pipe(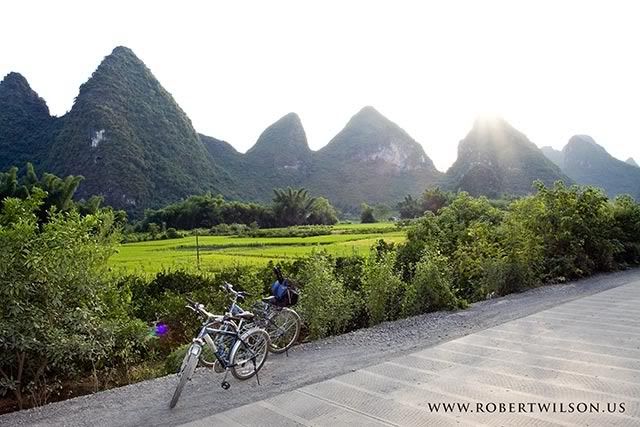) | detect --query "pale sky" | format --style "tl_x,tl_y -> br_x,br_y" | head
2,0 -> 639,171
